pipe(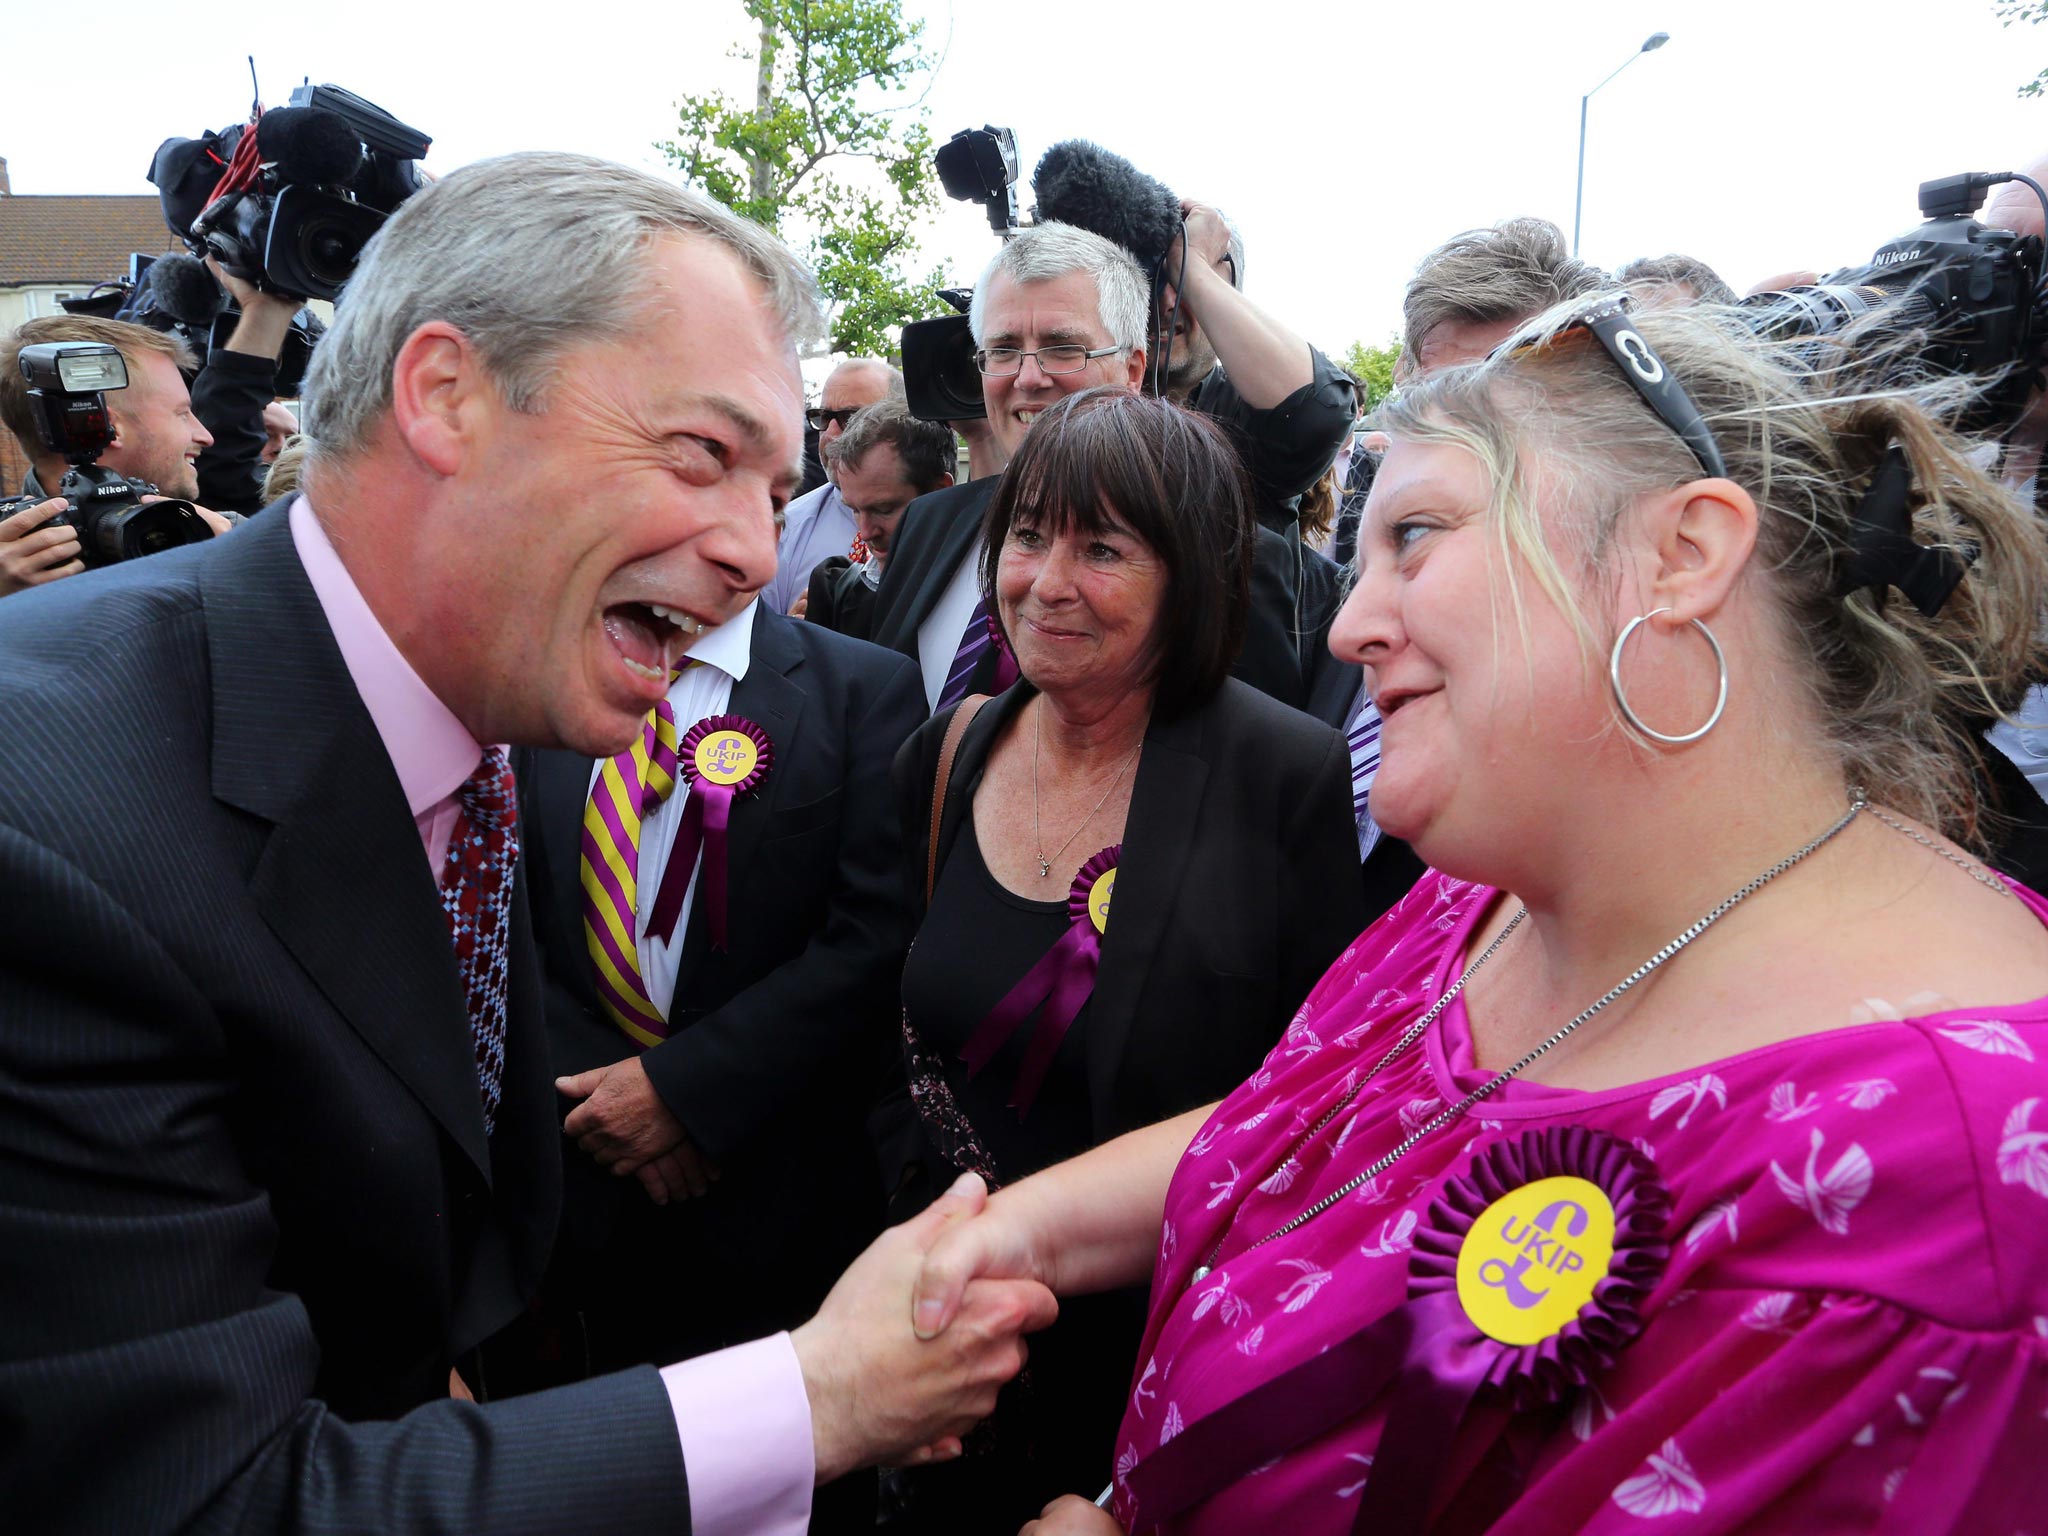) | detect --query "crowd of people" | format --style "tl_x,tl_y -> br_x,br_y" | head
1,130 -> 2046,1536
